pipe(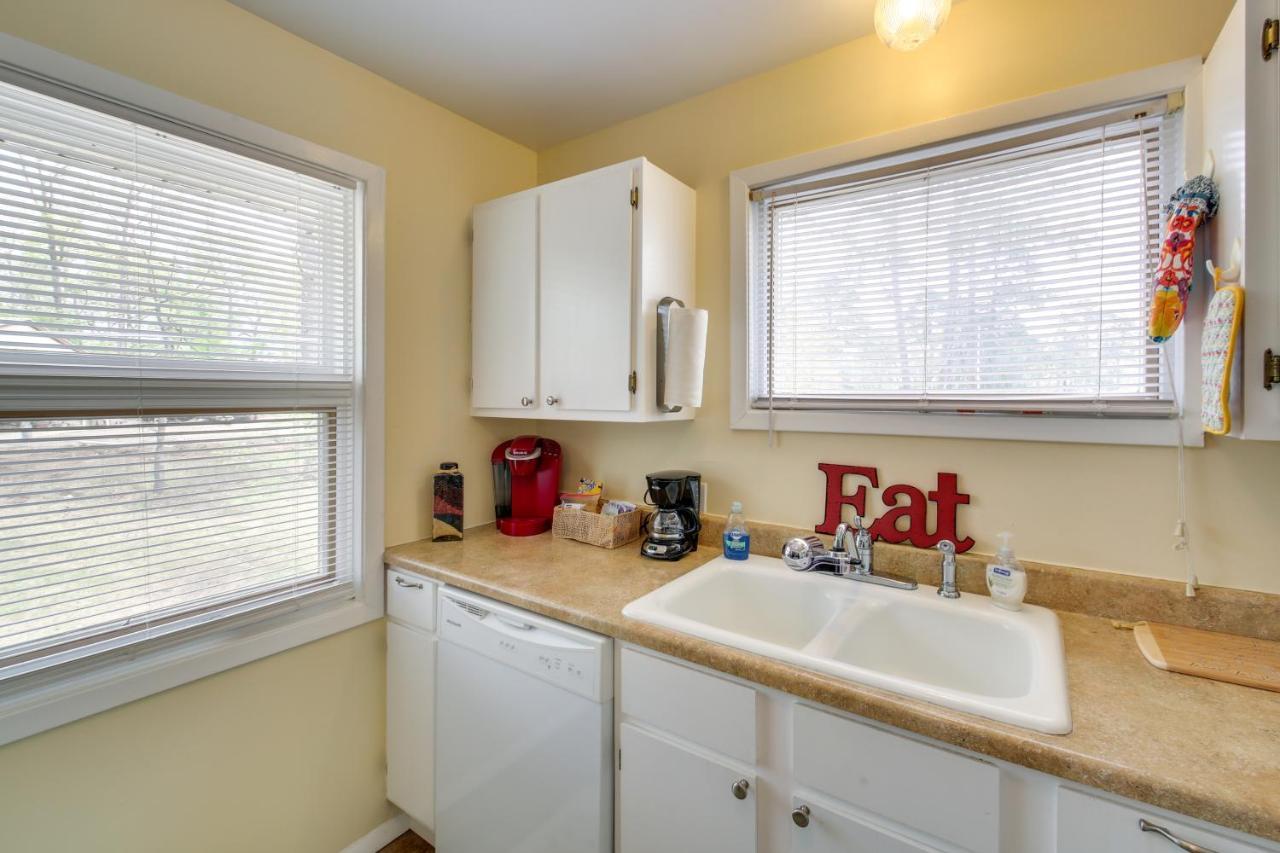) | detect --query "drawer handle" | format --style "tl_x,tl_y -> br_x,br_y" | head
394,576 -> 424,590
792,805 -> 811,828
730,779 -> 749,800
1139,819 -> 1217,853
